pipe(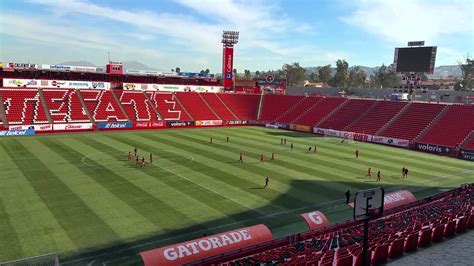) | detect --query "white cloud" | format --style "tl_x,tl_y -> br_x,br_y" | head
340,0 -> 473,45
